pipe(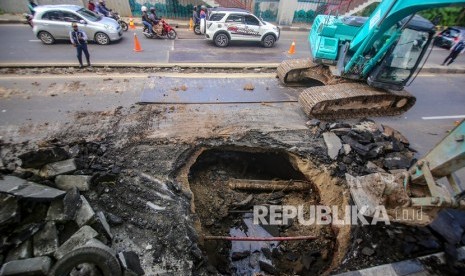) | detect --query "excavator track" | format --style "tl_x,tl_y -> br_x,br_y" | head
277,58 -> 335,86
298,82 -> 416,120
277,59 -> 415,119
